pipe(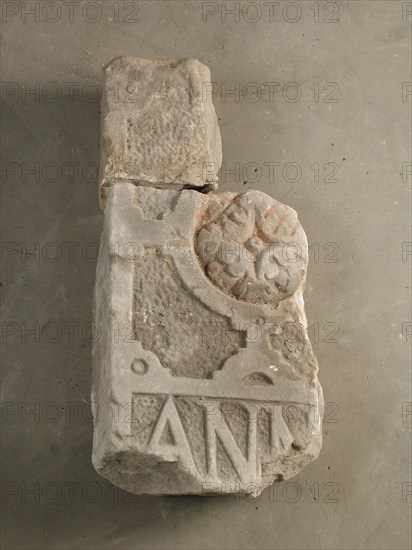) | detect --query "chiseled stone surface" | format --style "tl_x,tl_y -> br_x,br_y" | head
92,57 -> 323,497
99,56 -> 222,209
92,184 -> 323,496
